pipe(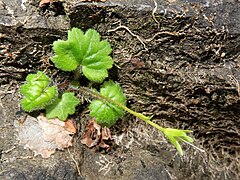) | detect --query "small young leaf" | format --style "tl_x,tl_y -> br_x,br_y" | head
89,81 -> 126,127
51,28 -> 113,83
20,71 -> 58,111
46,92 -> 80,121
